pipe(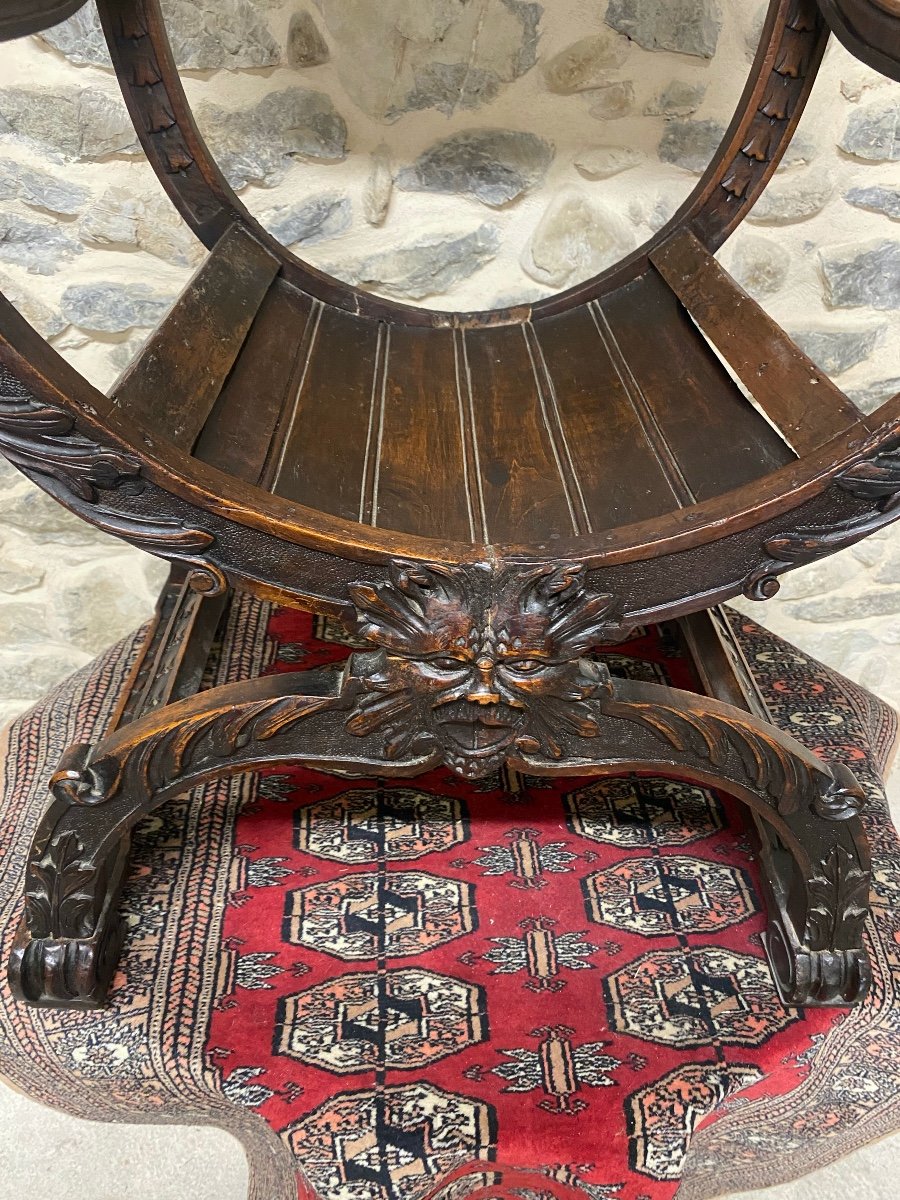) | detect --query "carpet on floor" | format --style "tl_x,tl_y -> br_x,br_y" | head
1,597 -> 899,1200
